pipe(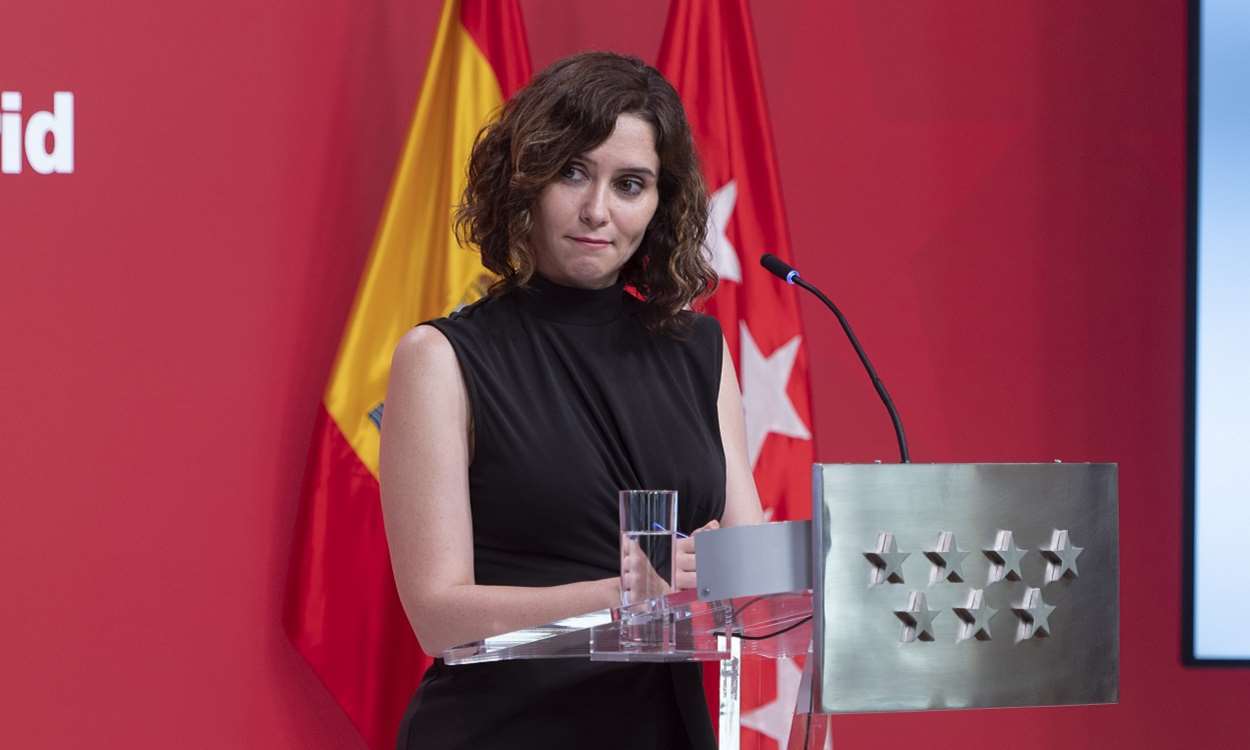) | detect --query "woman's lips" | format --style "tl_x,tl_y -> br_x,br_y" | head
570,236 -> 612,247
